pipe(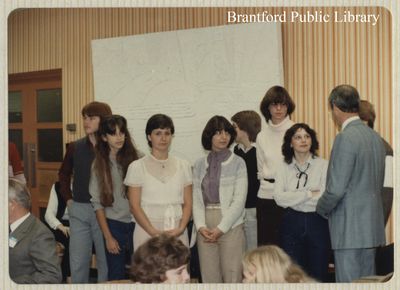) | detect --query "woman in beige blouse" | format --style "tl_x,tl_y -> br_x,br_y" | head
124,114 -> 192,251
